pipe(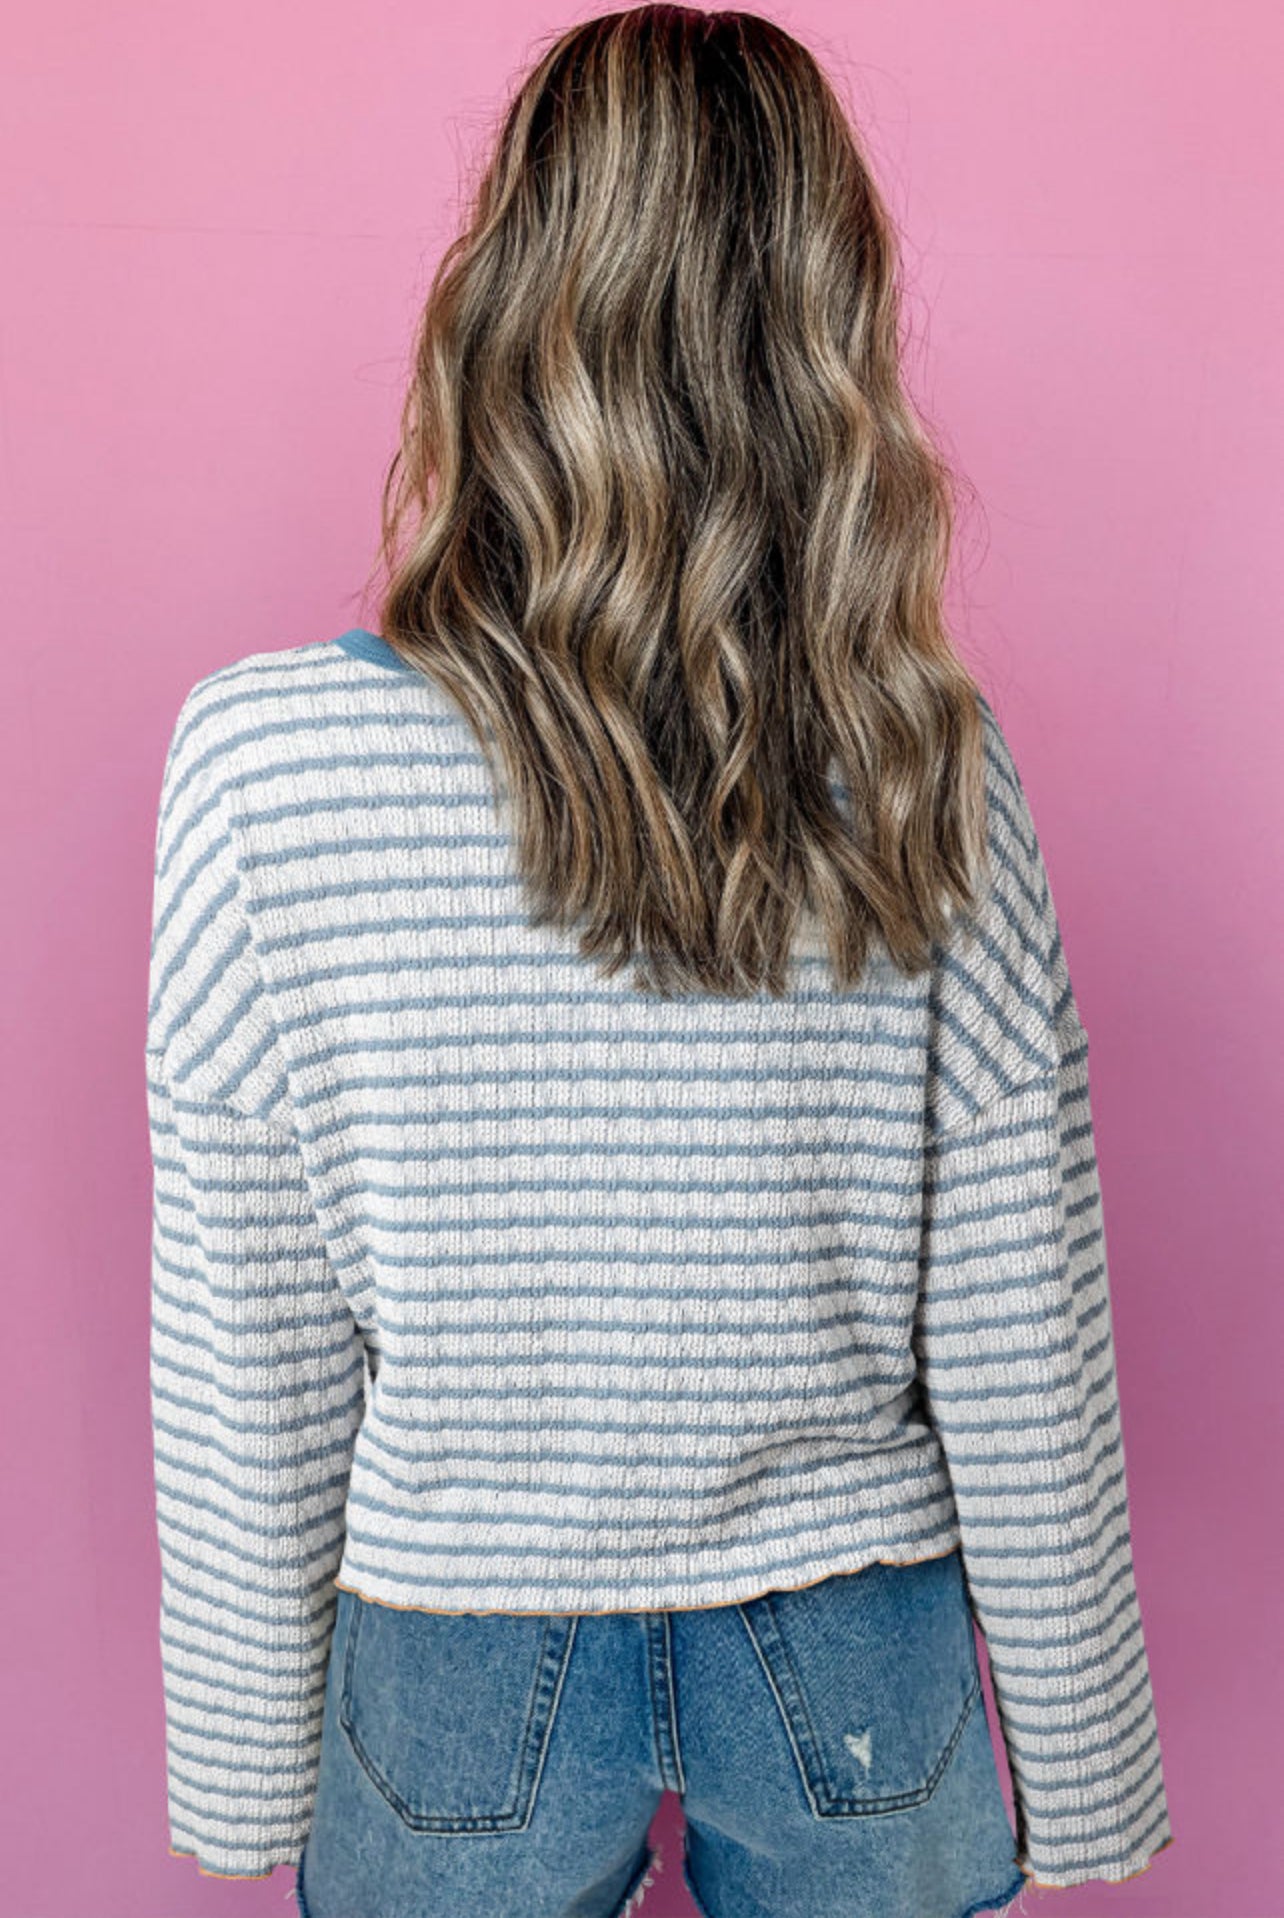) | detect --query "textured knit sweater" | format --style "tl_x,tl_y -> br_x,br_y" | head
146,627 -> 1173,1887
